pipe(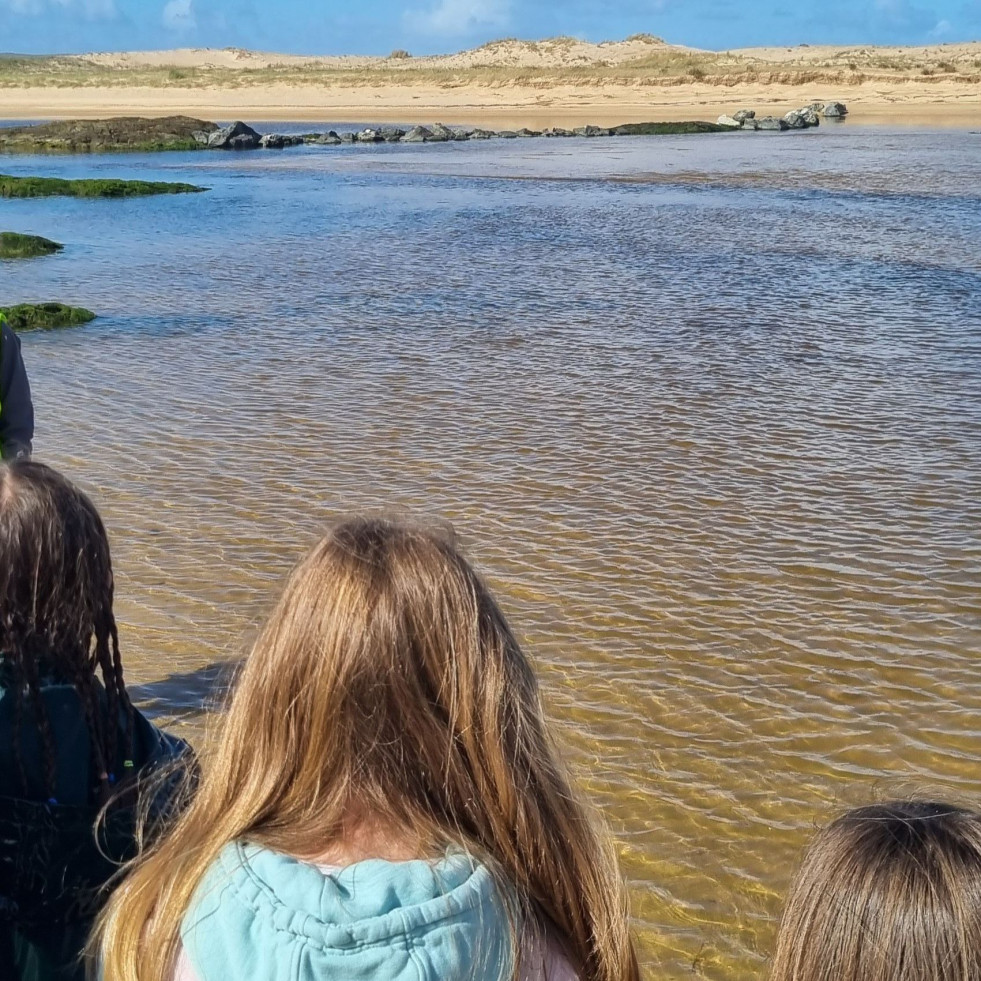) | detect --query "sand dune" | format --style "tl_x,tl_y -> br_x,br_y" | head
2,36 -> 978,126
